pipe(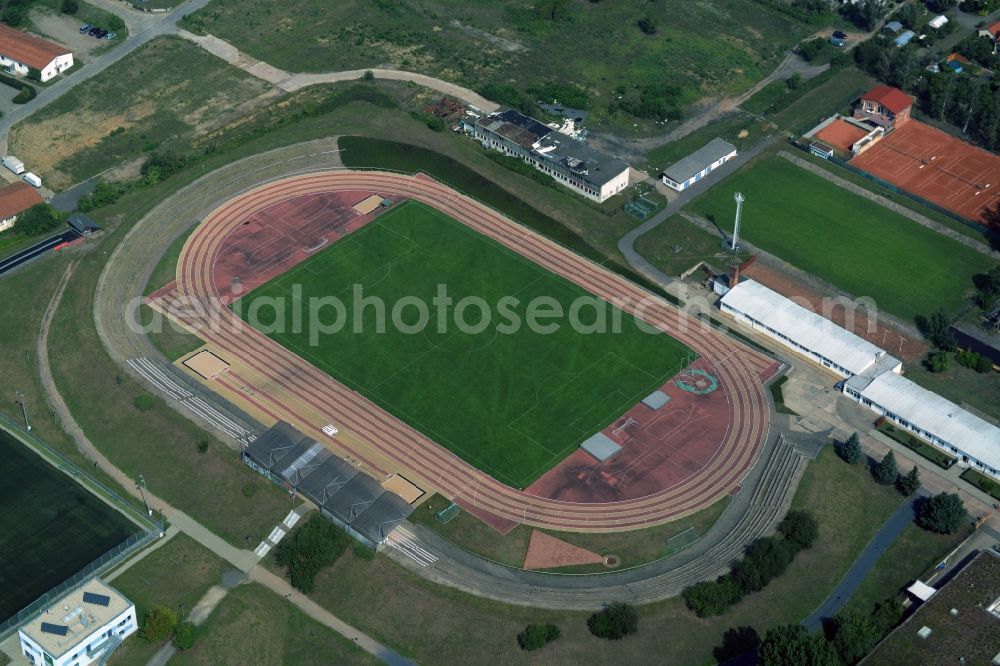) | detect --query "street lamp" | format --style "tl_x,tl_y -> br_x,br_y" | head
137,474 -> 152,517
14,391 -> 30,431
